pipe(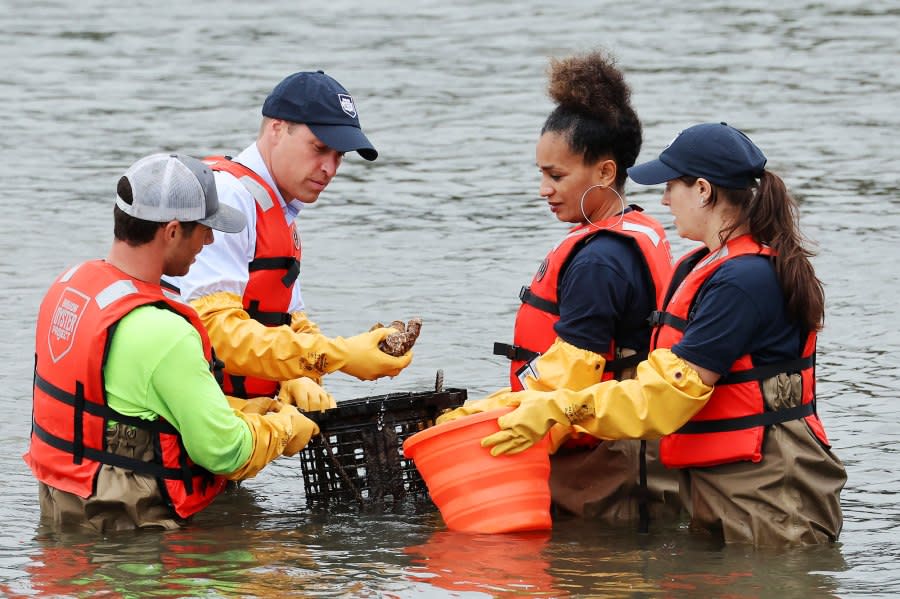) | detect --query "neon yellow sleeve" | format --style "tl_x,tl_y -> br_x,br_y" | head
104,306 -> 252,474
